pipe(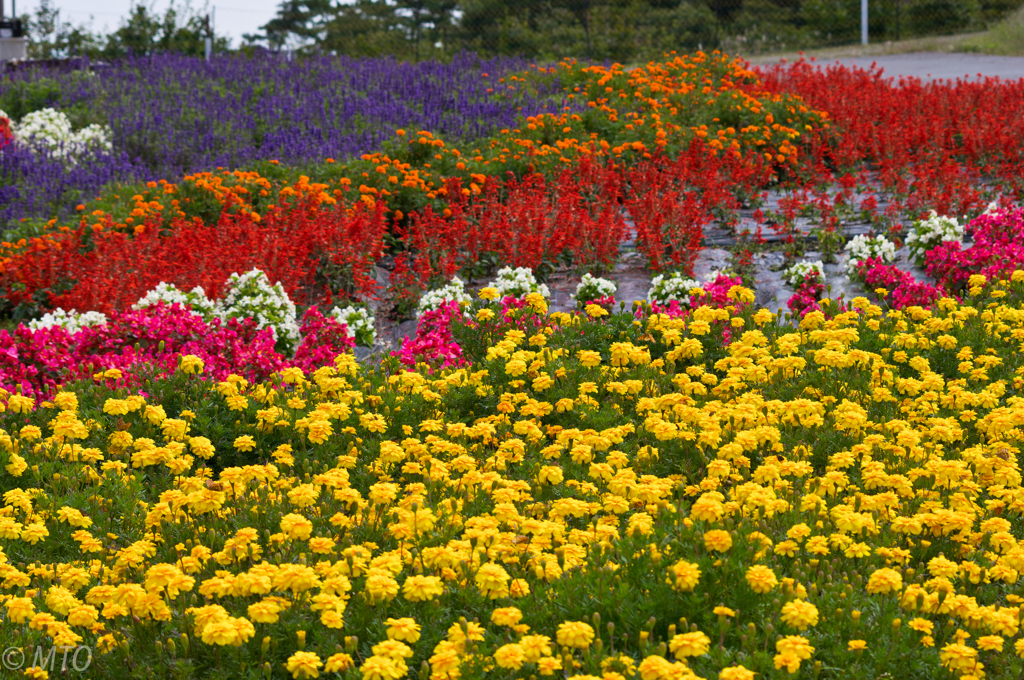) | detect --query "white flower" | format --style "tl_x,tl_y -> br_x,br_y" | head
844,234 -> 896,276
417,276 -> 473,316
11,107 -> 113,164
647,272 -> 700,307
570,273 -> 617,304
220,268 -> 300,350
489,266 -> 550,300
27,308 -> 107,335
783,261 -> 826,287
133,282 -> 218,320
331,304 -> 377,347
905,210 -> 963,266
